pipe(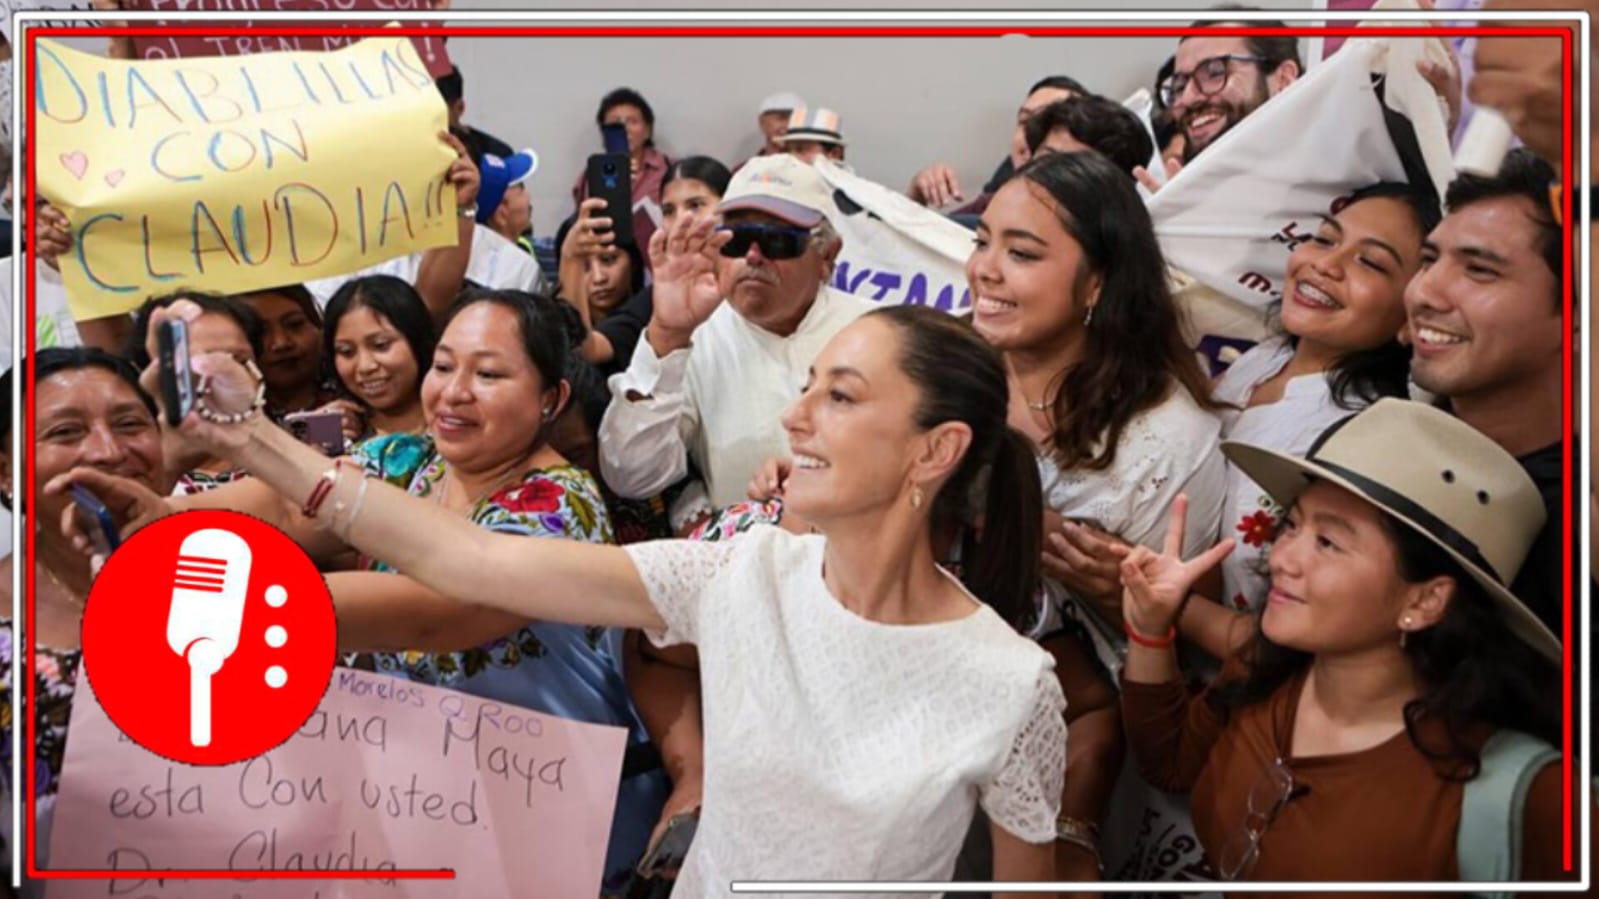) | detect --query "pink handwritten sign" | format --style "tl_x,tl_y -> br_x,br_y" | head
46,667 -> 626,898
